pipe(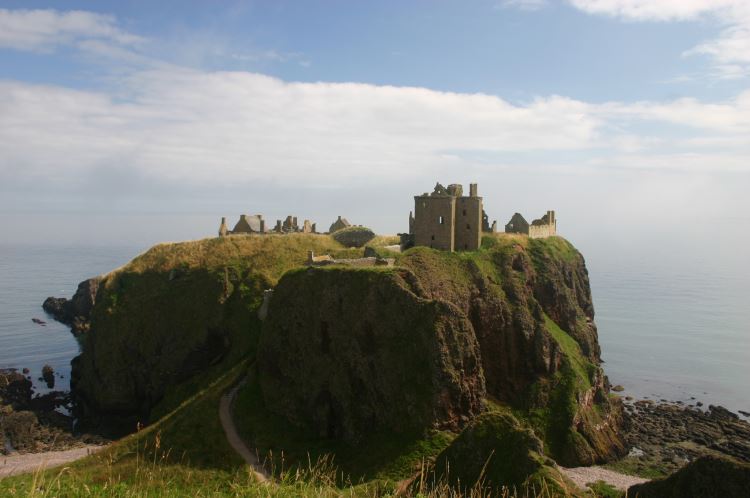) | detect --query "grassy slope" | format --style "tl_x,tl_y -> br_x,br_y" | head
2,233 -> 605,497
